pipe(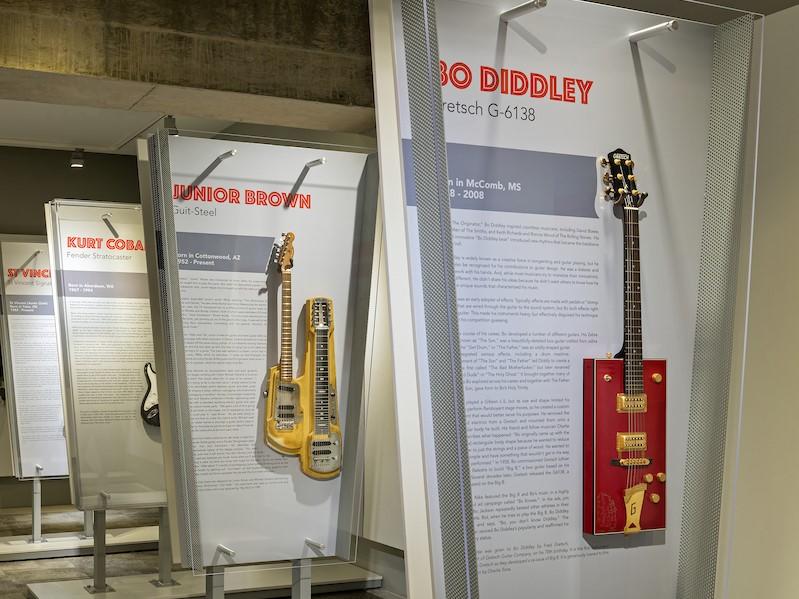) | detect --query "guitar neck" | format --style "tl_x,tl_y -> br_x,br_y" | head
314,327 -> 331,434
623,205 -> 643,394
279,271 -> 293,381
